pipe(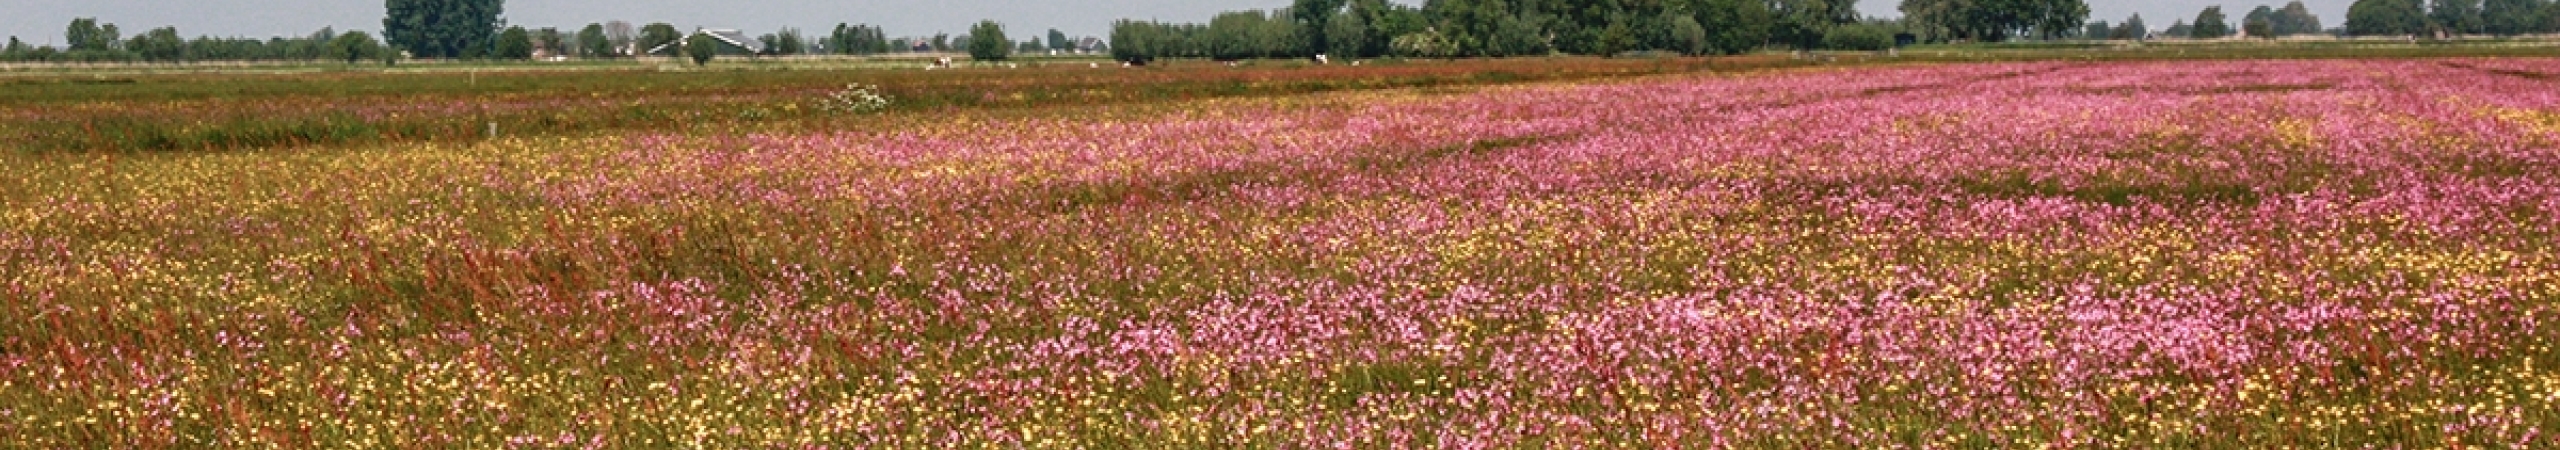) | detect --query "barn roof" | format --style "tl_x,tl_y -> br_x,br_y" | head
698,29 -> 765,54
645,28 -> 768,55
